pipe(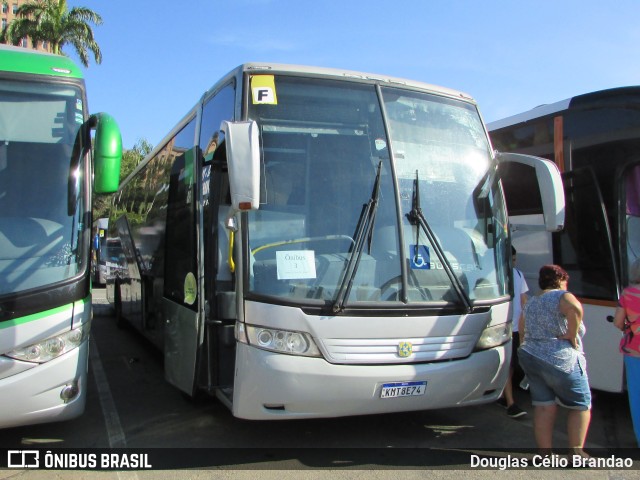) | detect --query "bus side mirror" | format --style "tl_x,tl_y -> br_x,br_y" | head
221,120 -> 260,212
92,113 -> 122,194
496,152 -> 565,232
